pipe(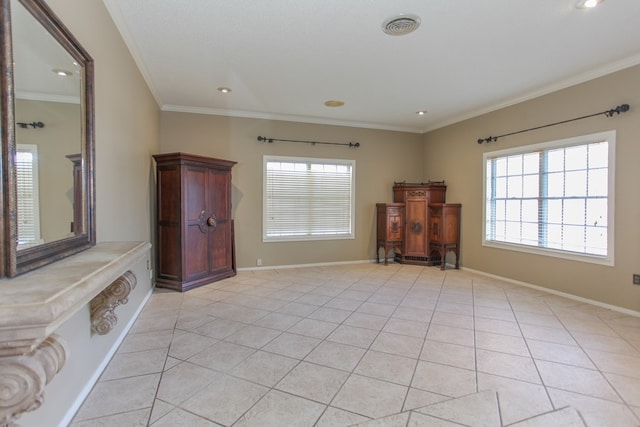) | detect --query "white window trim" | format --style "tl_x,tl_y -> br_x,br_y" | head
16,144 -> 43,249
263,155 -> 356,243
482,130 -> 615,266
